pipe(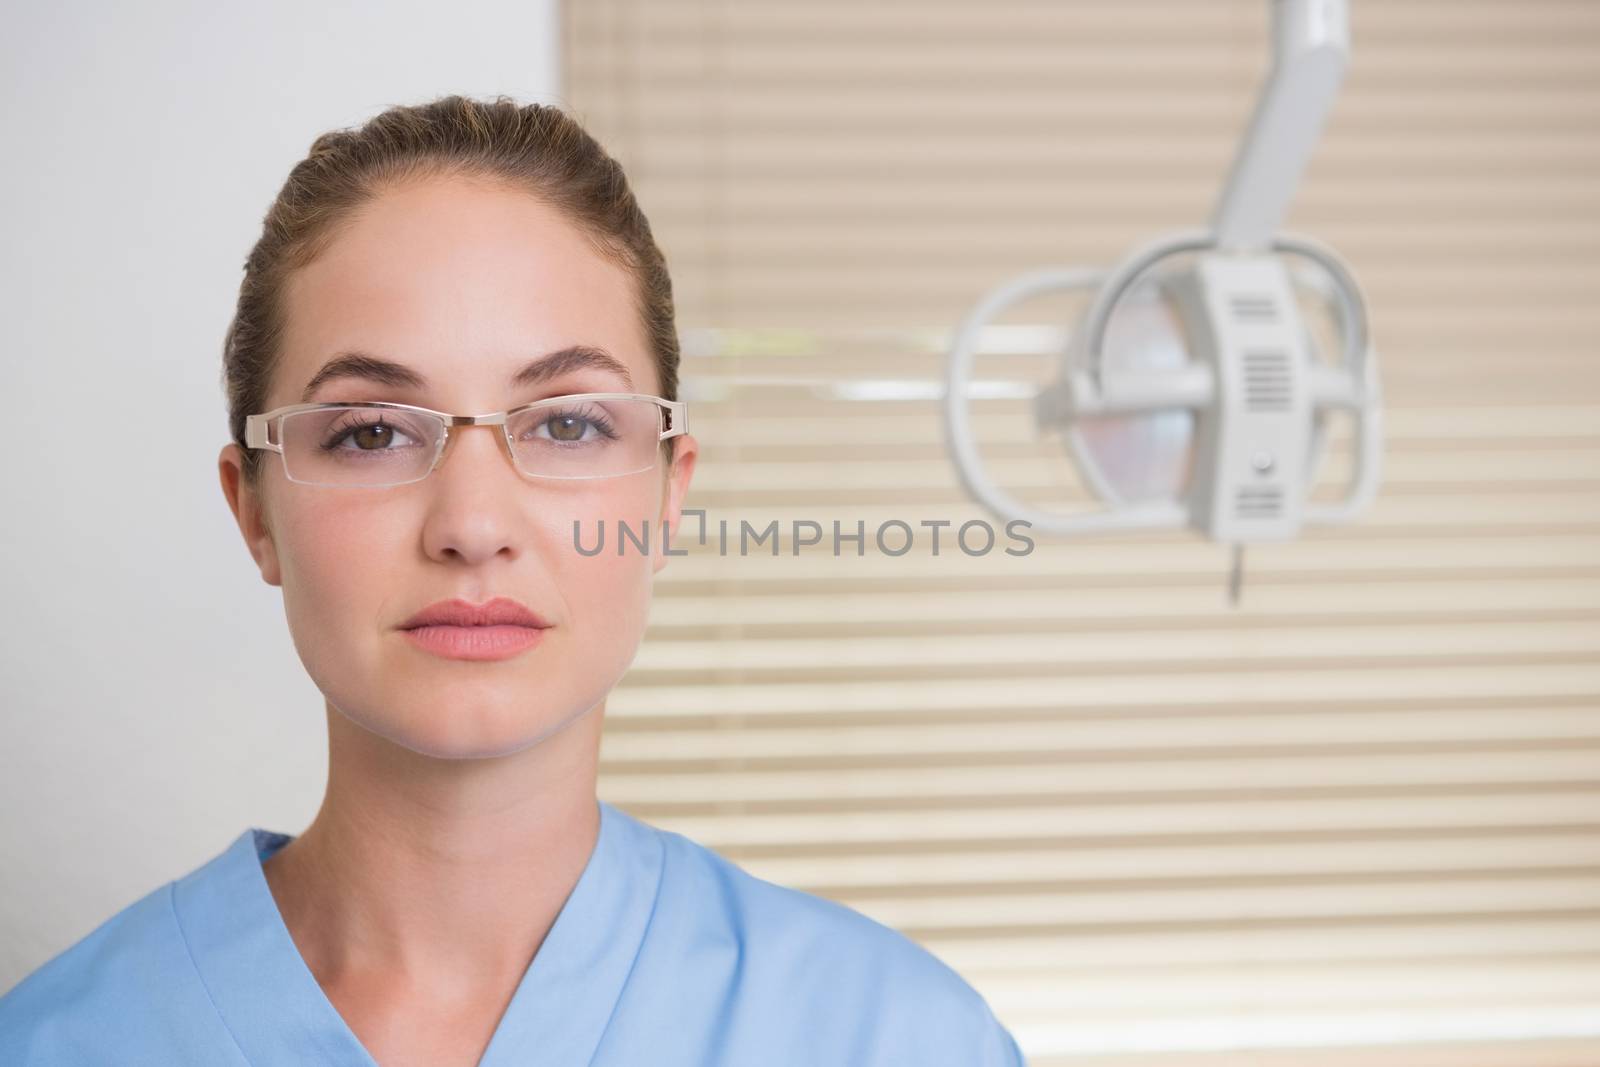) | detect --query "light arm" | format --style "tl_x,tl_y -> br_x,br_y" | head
1210,0 -> 1350,253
